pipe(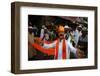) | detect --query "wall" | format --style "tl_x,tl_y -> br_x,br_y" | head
0,0 -> 100,76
